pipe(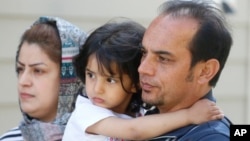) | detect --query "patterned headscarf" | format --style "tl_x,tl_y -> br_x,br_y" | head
19,16 -> 86,141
